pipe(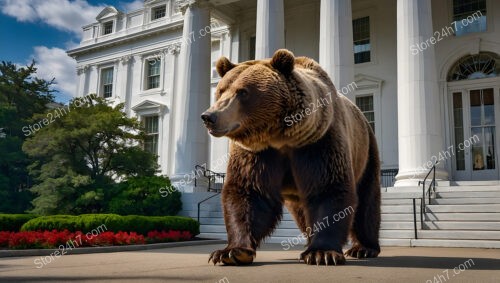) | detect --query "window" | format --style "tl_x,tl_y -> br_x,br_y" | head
356,95 -> 375,131
452,0 -> 486,36
447,52 -> 500,81
143,116 -> 159,155
147,59 -> 161,89
152,6 -> 166,20
101,67 -> 114,98
353,17 -> 370,64
103,21 -> 113,35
